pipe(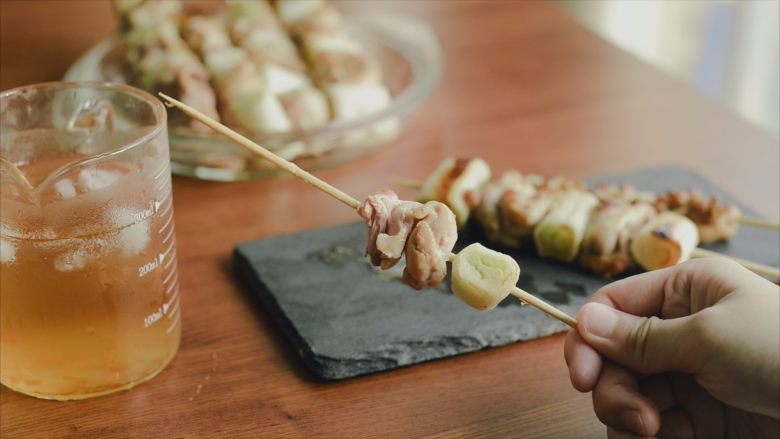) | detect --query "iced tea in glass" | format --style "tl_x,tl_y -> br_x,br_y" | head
0,82 -> 181,400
